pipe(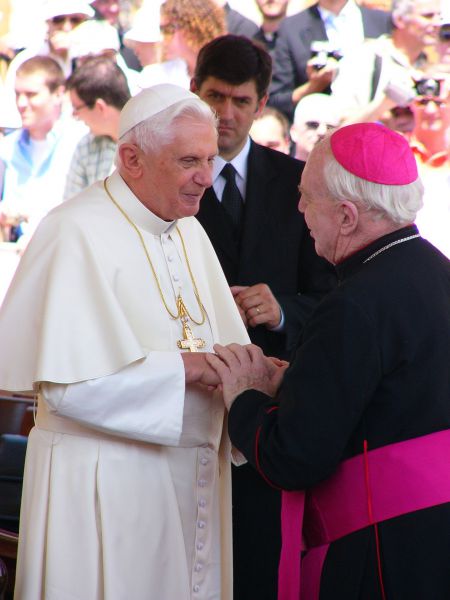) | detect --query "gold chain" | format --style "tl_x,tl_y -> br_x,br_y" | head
103,178 -> 206,325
